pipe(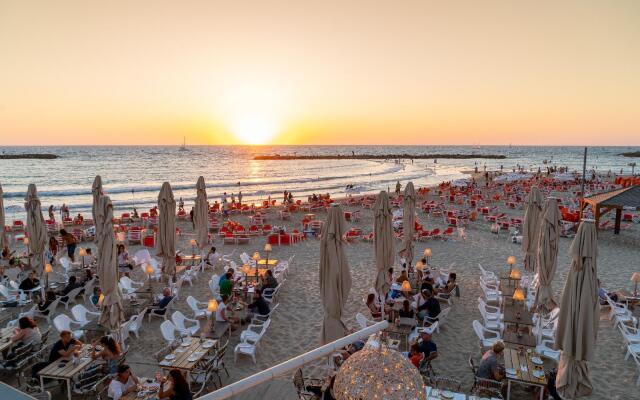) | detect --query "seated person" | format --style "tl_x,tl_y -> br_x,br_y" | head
215,295 -> 240,327
205,246 -> 220,266
58,275 -> 83,300
157,369 -> 192,400
82,269 -> 94,284
31,330 -> 83,379
91,336 -> 122,374
246,289 -> 270,319
6,317 -> 41,357
38,290 -> 57,314
418,330 -> 438,363
260,269 -> 278,291
219,272 -> 235,297
417,290 -> 441,322
108,364 -> 140,400
82,248 -> 96,266
395,269 -> 409,284
90,287 -> 102,307
477,341 -> 505,381
19,271 -> 40,291
435,272 -> 458,297
398,299 -> 415,319
117,244 -> 133,272
365,293 -> 383,319
150,287 -> 173,315
598,279 -> 618,304
50,330 -> 83,362
408,342 -> 424,368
